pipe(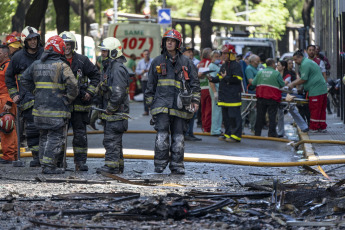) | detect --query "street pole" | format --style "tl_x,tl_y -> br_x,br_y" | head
246,0 -> 248,21
113,0 -> 117,23
163,0 -> 166,8
80,0 -> 85,55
